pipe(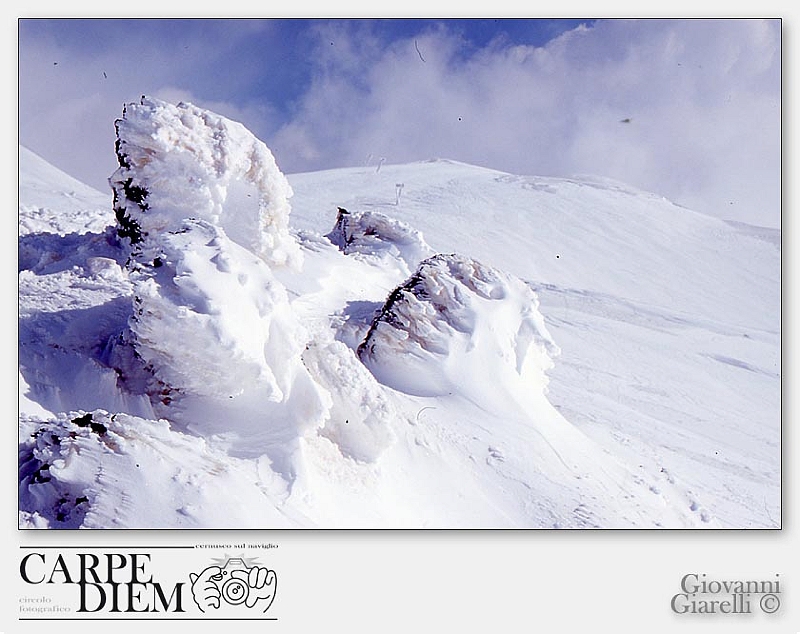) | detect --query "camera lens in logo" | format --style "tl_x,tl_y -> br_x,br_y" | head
222,577 -> 249,605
